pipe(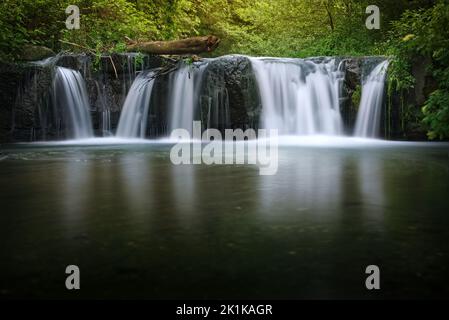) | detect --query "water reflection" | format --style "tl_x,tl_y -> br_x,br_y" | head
258,148 -> 345,218
1,142 -> 449,298
356,153 -> 385,225
61,157 -> 93,235
118,153 -> 152,215
257,148 -> 386,224
170,164 -> 197,219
